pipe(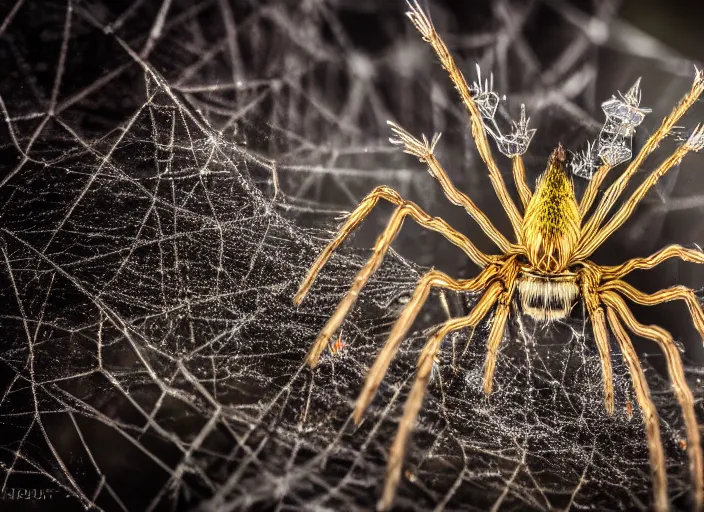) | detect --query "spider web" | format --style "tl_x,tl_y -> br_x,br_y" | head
1,0 -> 703,511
